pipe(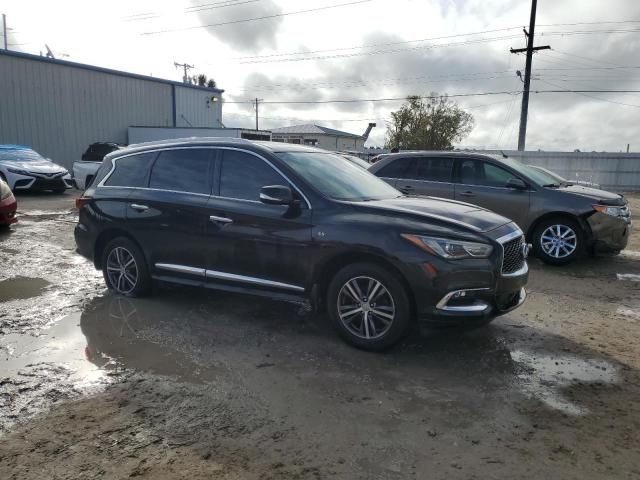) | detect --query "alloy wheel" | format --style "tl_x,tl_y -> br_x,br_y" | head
540,224 -> 578,259
337,276 -> 395,340
106,246 -> 139,294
